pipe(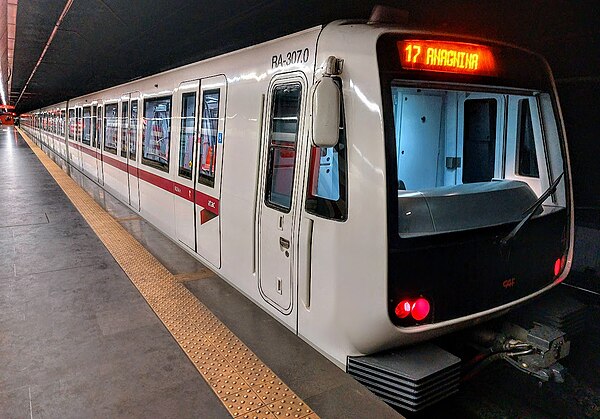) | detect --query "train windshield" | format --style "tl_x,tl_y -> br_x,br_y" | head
391,85 -> 566,237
